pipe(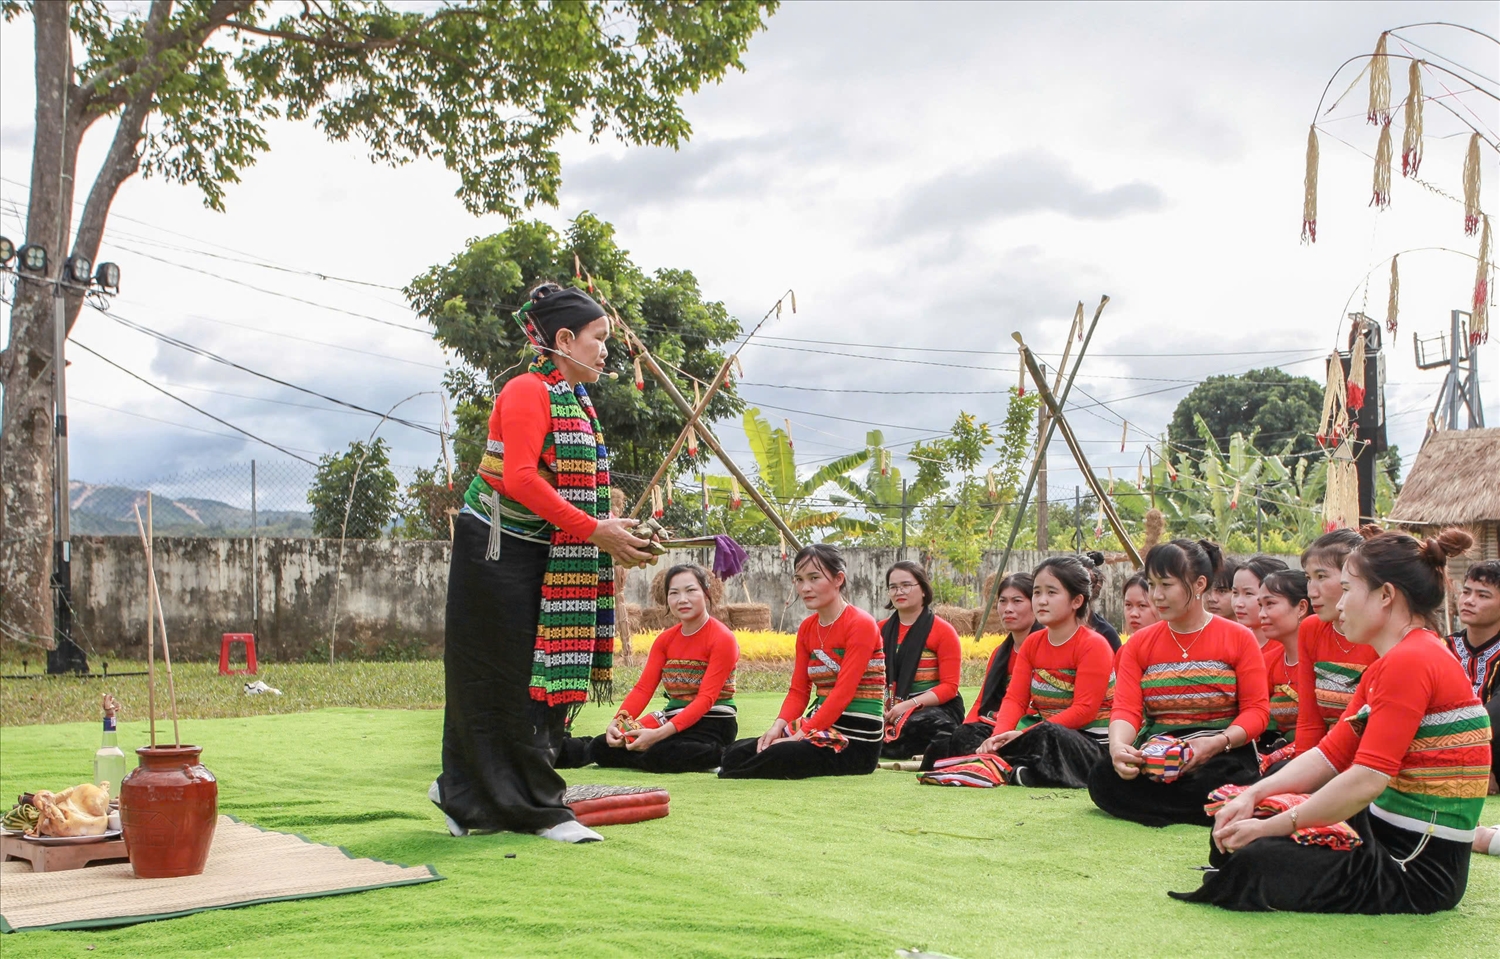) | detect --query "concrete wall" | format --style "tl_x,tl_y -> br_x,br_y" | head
57,536 -> 1299,662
